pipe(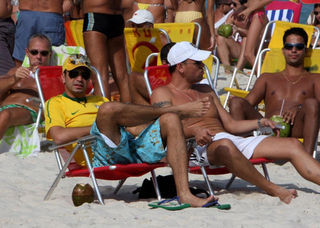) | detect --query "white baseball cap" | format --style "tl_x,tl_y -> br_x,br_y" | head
167,42 -> 211,66
128,9 -> 154,24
